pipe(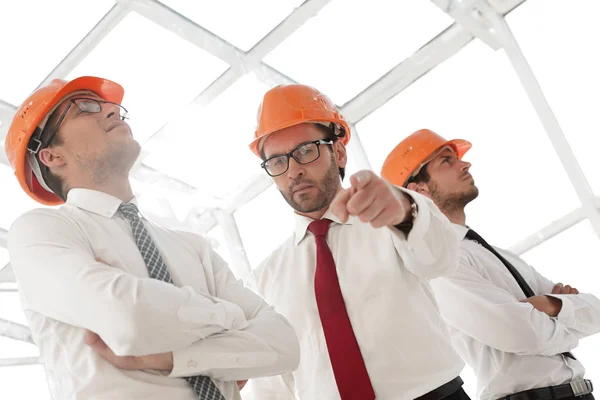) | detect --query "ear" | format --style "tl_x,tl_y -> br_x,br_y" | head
38,147 -> 67,169
406,181 -> 432,198
332,141 -> 347,169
